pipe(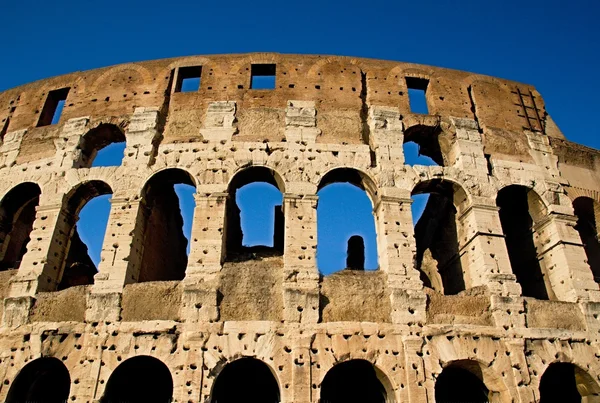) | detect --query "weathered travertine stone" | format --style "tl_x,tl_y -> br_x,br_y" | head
0,54 -> 599,402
